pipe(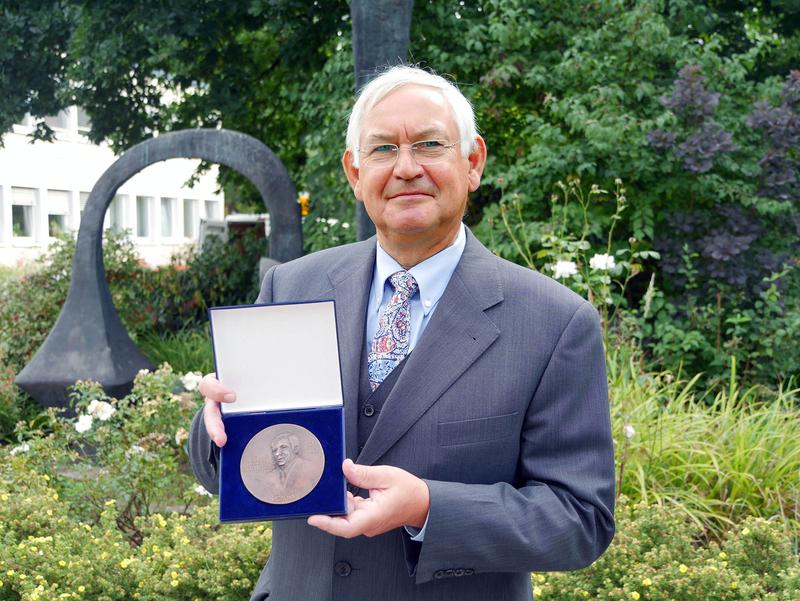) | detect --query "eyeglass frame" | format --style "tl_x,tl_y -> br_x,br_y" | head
356,139 -> 460,166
